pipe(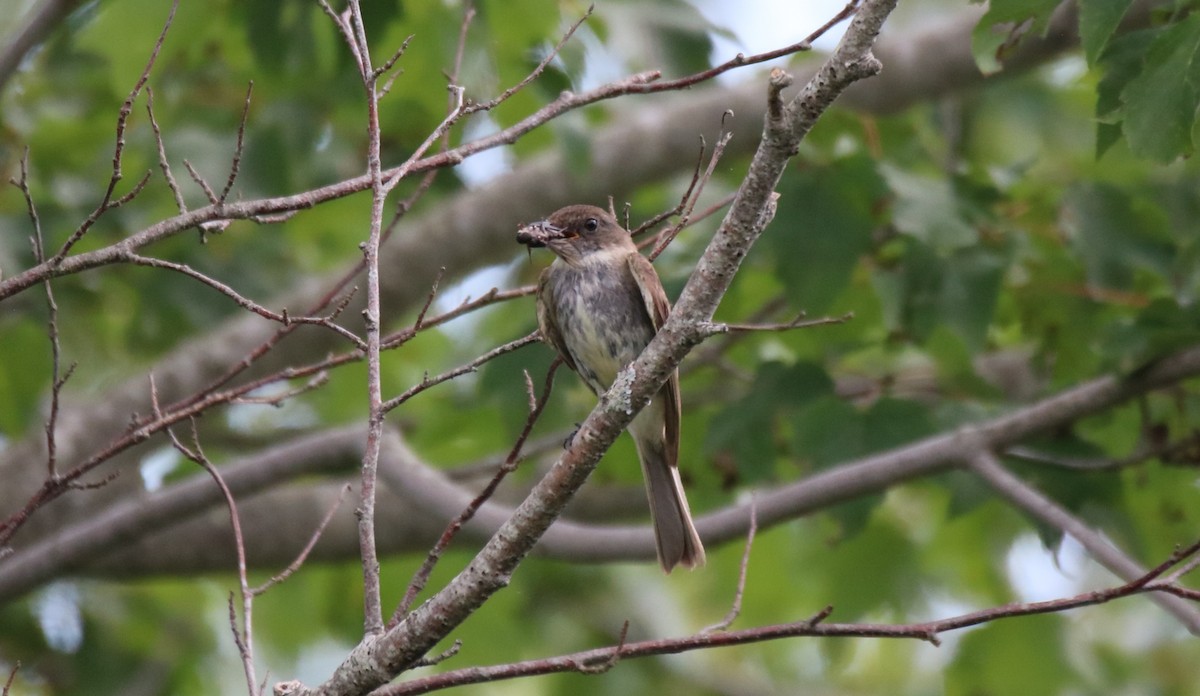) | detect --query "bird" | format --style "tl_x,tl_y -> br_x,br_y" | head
516,204 -> 705,572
